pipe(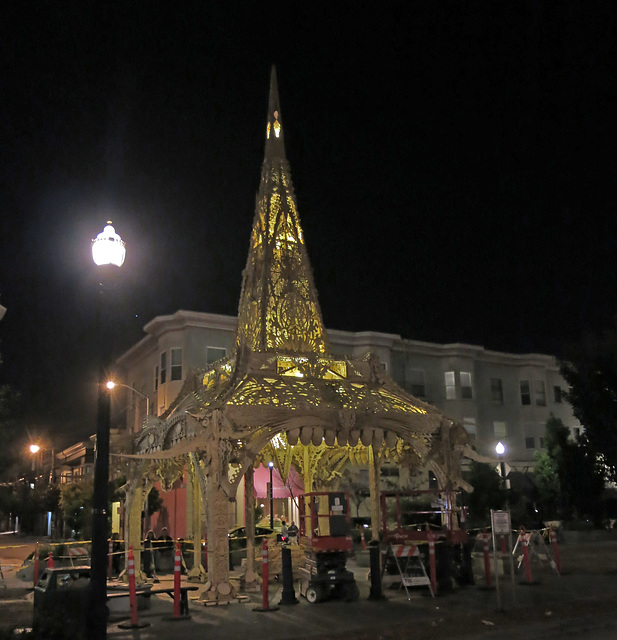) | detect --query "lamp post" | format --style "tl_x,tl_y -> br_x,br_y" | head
106,380 -> 150,423
268,461 -> 274,530
29,444 -> 40,472
88,222 -> 125,640
496,441 -> 509,511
